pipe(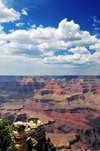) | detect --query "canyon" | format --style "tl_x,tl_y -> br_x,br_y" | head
0,76 -> 100,150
